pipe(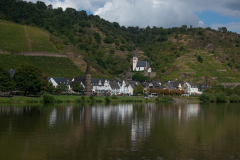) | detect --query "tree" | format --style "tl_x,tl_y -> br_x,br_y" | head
13,64 -> 47,95
132,73 -> 148,82
56,84 -> 68,92
0,66 -> 15,92
72,83 -> 84,93
46,82 -> 55,93
94,32 -> 101,44
134,84 -> 144,95
198,55 -> 203,63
